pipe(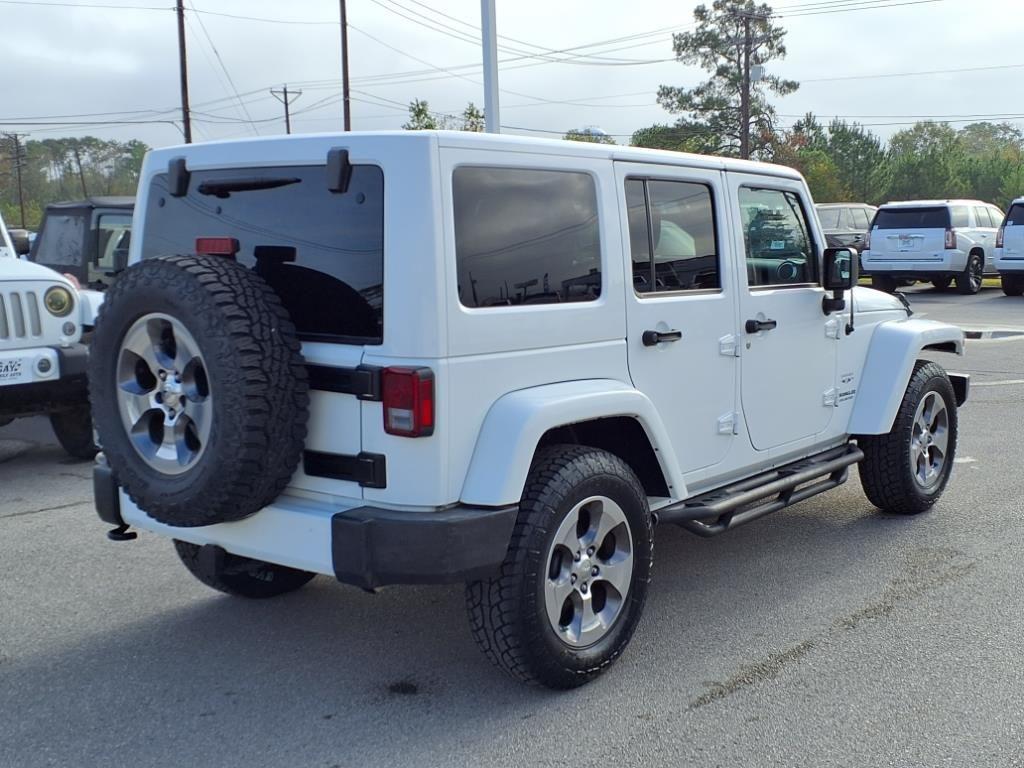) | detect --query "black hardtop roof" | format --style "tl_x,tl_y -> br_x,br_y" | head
45,196 -> 135,212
